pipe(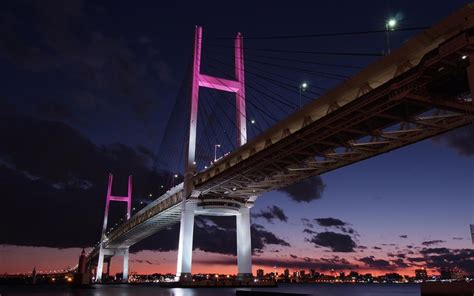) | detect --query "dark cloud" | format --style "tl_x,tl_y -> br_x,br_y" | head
391,259 -> 409,269
303,228 -> 316,235
278,175 -> 326,202
314,217 -> 356,235
432,125 -> 474,156
359,256 -> 393,270
373,246 -> 382,250
421,248 -> 474,274
420,248 -> 450,255
315,217 -> 346,227
421,240 -> 445,246
452,237 -> 464,240
301,218 -> 314,228
306,231 -> 357,252
252,205 -> 288,223
251,224 -> 291,252
399,235 -> 408,239
407,257 -> 426,263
